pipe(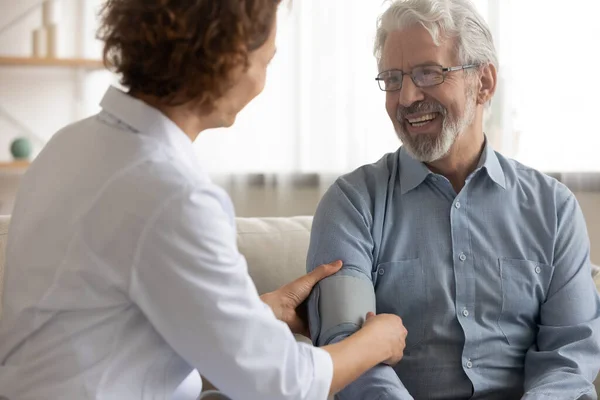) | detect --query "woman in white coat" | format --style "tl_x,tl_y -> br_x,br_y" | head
0,1 -> 407,399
